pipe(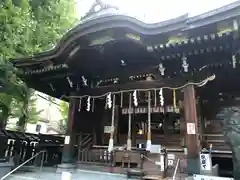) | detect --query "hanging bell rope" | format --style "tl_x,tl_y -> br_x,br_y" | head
120,92 -> 123,108
78,99 -> 82,112
108,94 -> 116,152
127,93 -> 132,151
146,91 -> 152,151
173,89 -> 176,110
92,98 -> 95,112
154,89 -> 157,106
